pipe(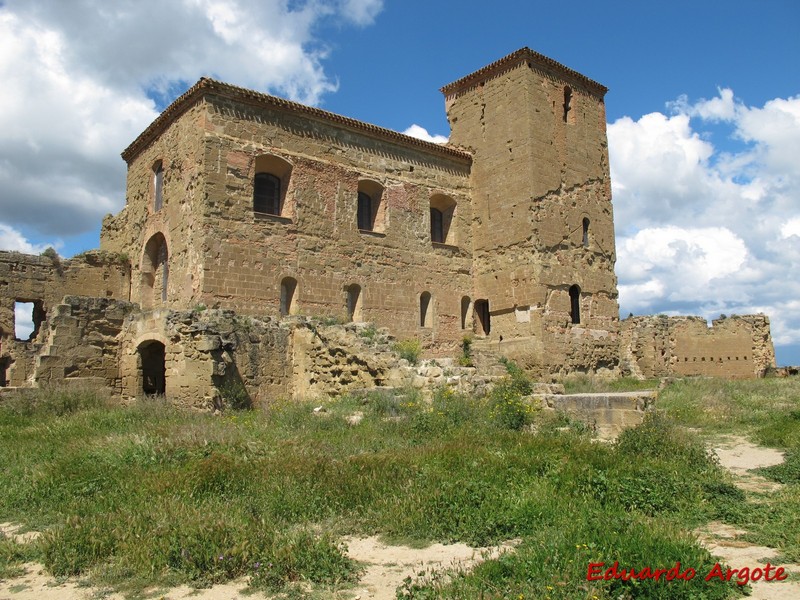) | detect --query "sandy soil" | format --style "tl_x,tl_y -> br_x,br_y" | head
0,525 -> 511,600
